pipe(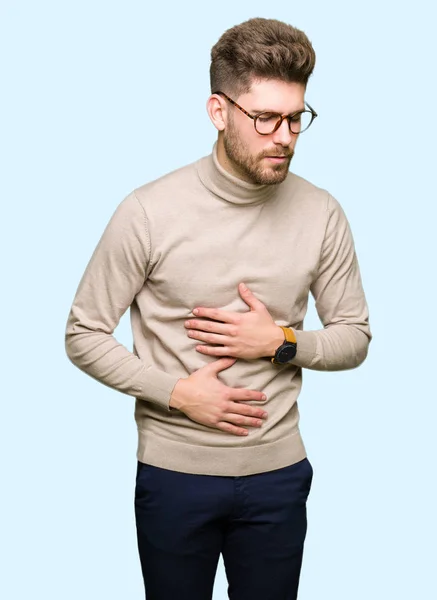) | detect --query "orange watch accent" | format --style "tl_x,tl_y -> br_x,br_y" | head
280,326 -> 297,344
